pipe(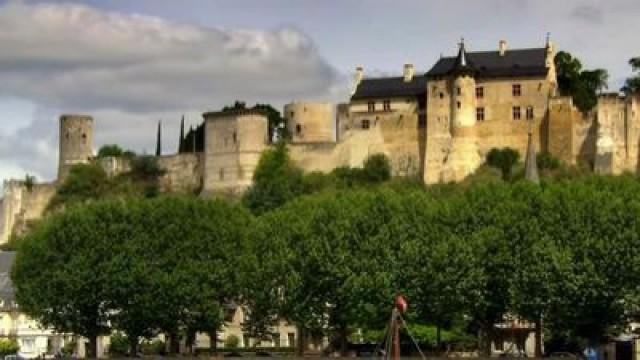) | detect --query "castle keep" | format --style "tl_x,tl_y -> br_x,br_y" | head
1,38 -> 639,244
